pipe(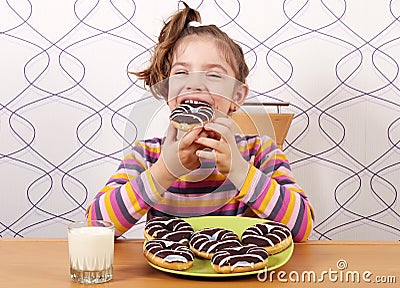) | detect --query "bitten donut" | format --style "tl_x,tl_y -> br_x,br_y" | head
170,100 -> 214,131
241,221 -> 292,255
211,246 -> 269,274
144,216 -> 194,245
189,227 -> 241,259
144,239 -> 194,271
